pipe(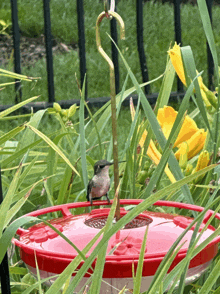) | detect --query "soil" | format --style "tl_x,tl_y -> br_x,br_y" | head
0,34 -> 75,69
